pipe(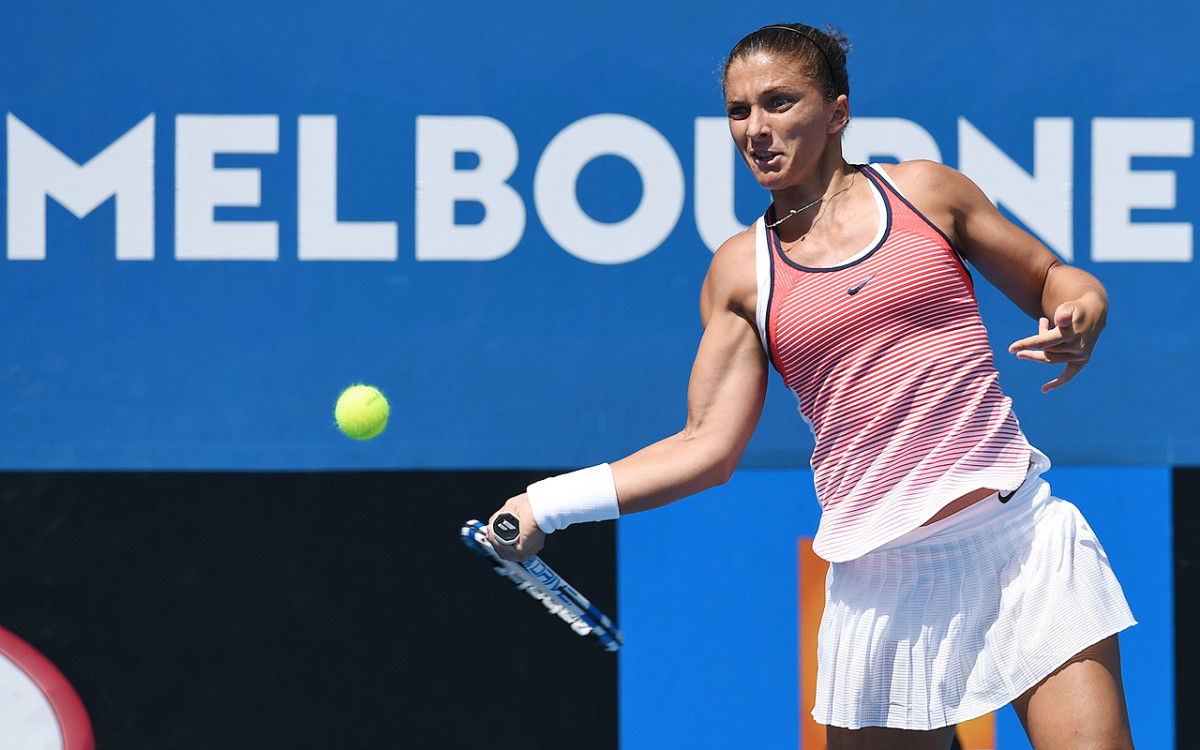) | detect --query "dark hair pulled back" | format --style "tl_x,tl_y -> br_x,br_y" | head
724,23 -> 850,102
